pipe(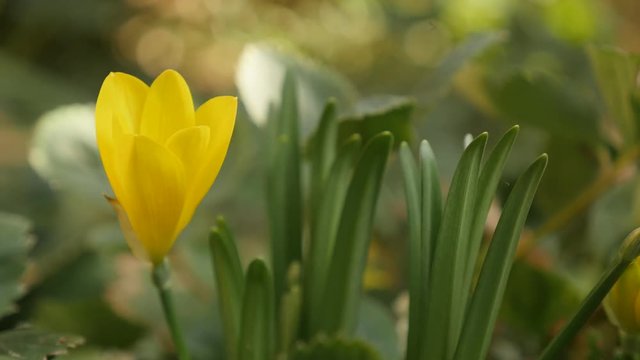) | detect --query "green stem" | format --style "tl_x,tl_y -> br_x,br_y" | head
152,261 -> 191,360
539,229 -> 640,360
